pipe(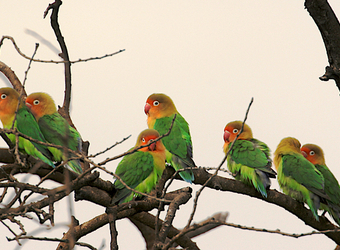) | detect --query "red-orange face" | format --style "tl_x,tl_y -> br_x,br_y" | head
223,124 -> 240,143
139,134 -> 158,152
0,88 -> 20,121
144,93 -> 176,119
300,146 -> 317,165
25,95 -> 43,119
